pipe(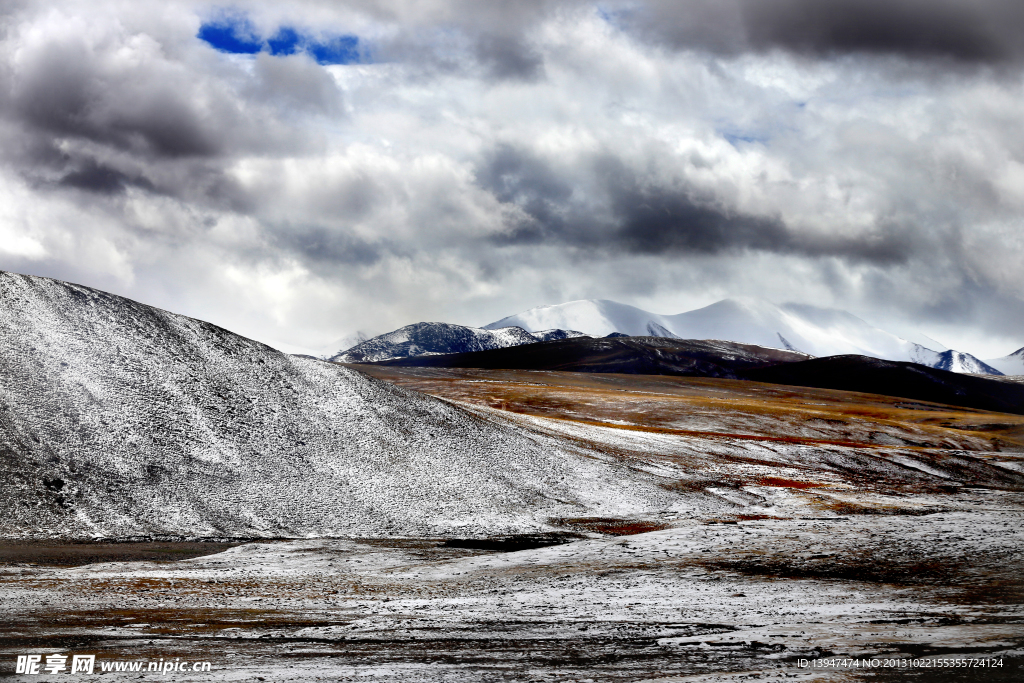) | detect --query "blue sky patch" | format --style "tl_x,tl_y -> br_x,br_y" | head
197,20 -> 262,54
198,14 -> 364,64
308,35 -> 360,65
268,27 -> 300,56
